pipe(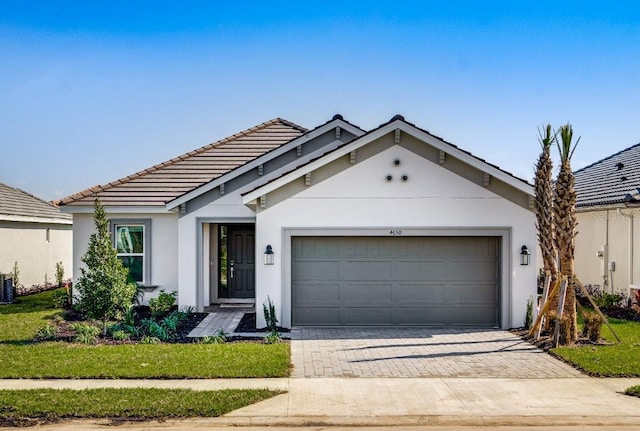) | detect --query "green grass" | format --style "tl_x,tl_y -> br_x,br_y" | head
552,317 -> 640,376
0,388 -> 281,425
625,385 -> 640,398
0,290 -> 290,378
